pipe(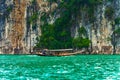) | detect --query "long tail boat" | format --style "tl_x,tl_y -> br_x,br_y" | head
35,49 -> 83,56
